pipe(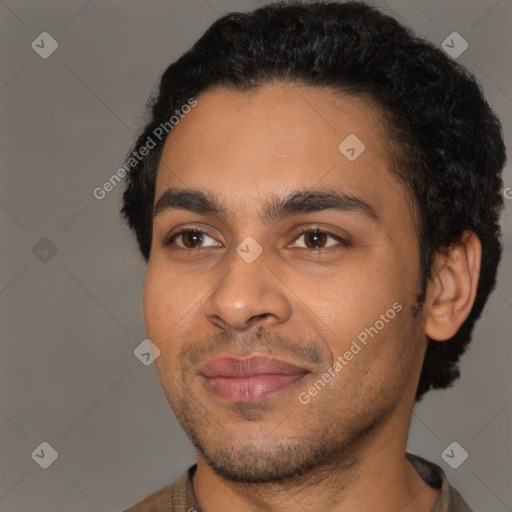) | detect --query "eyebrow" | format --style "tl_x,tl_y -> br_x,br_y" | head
153,187 -> 379,224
